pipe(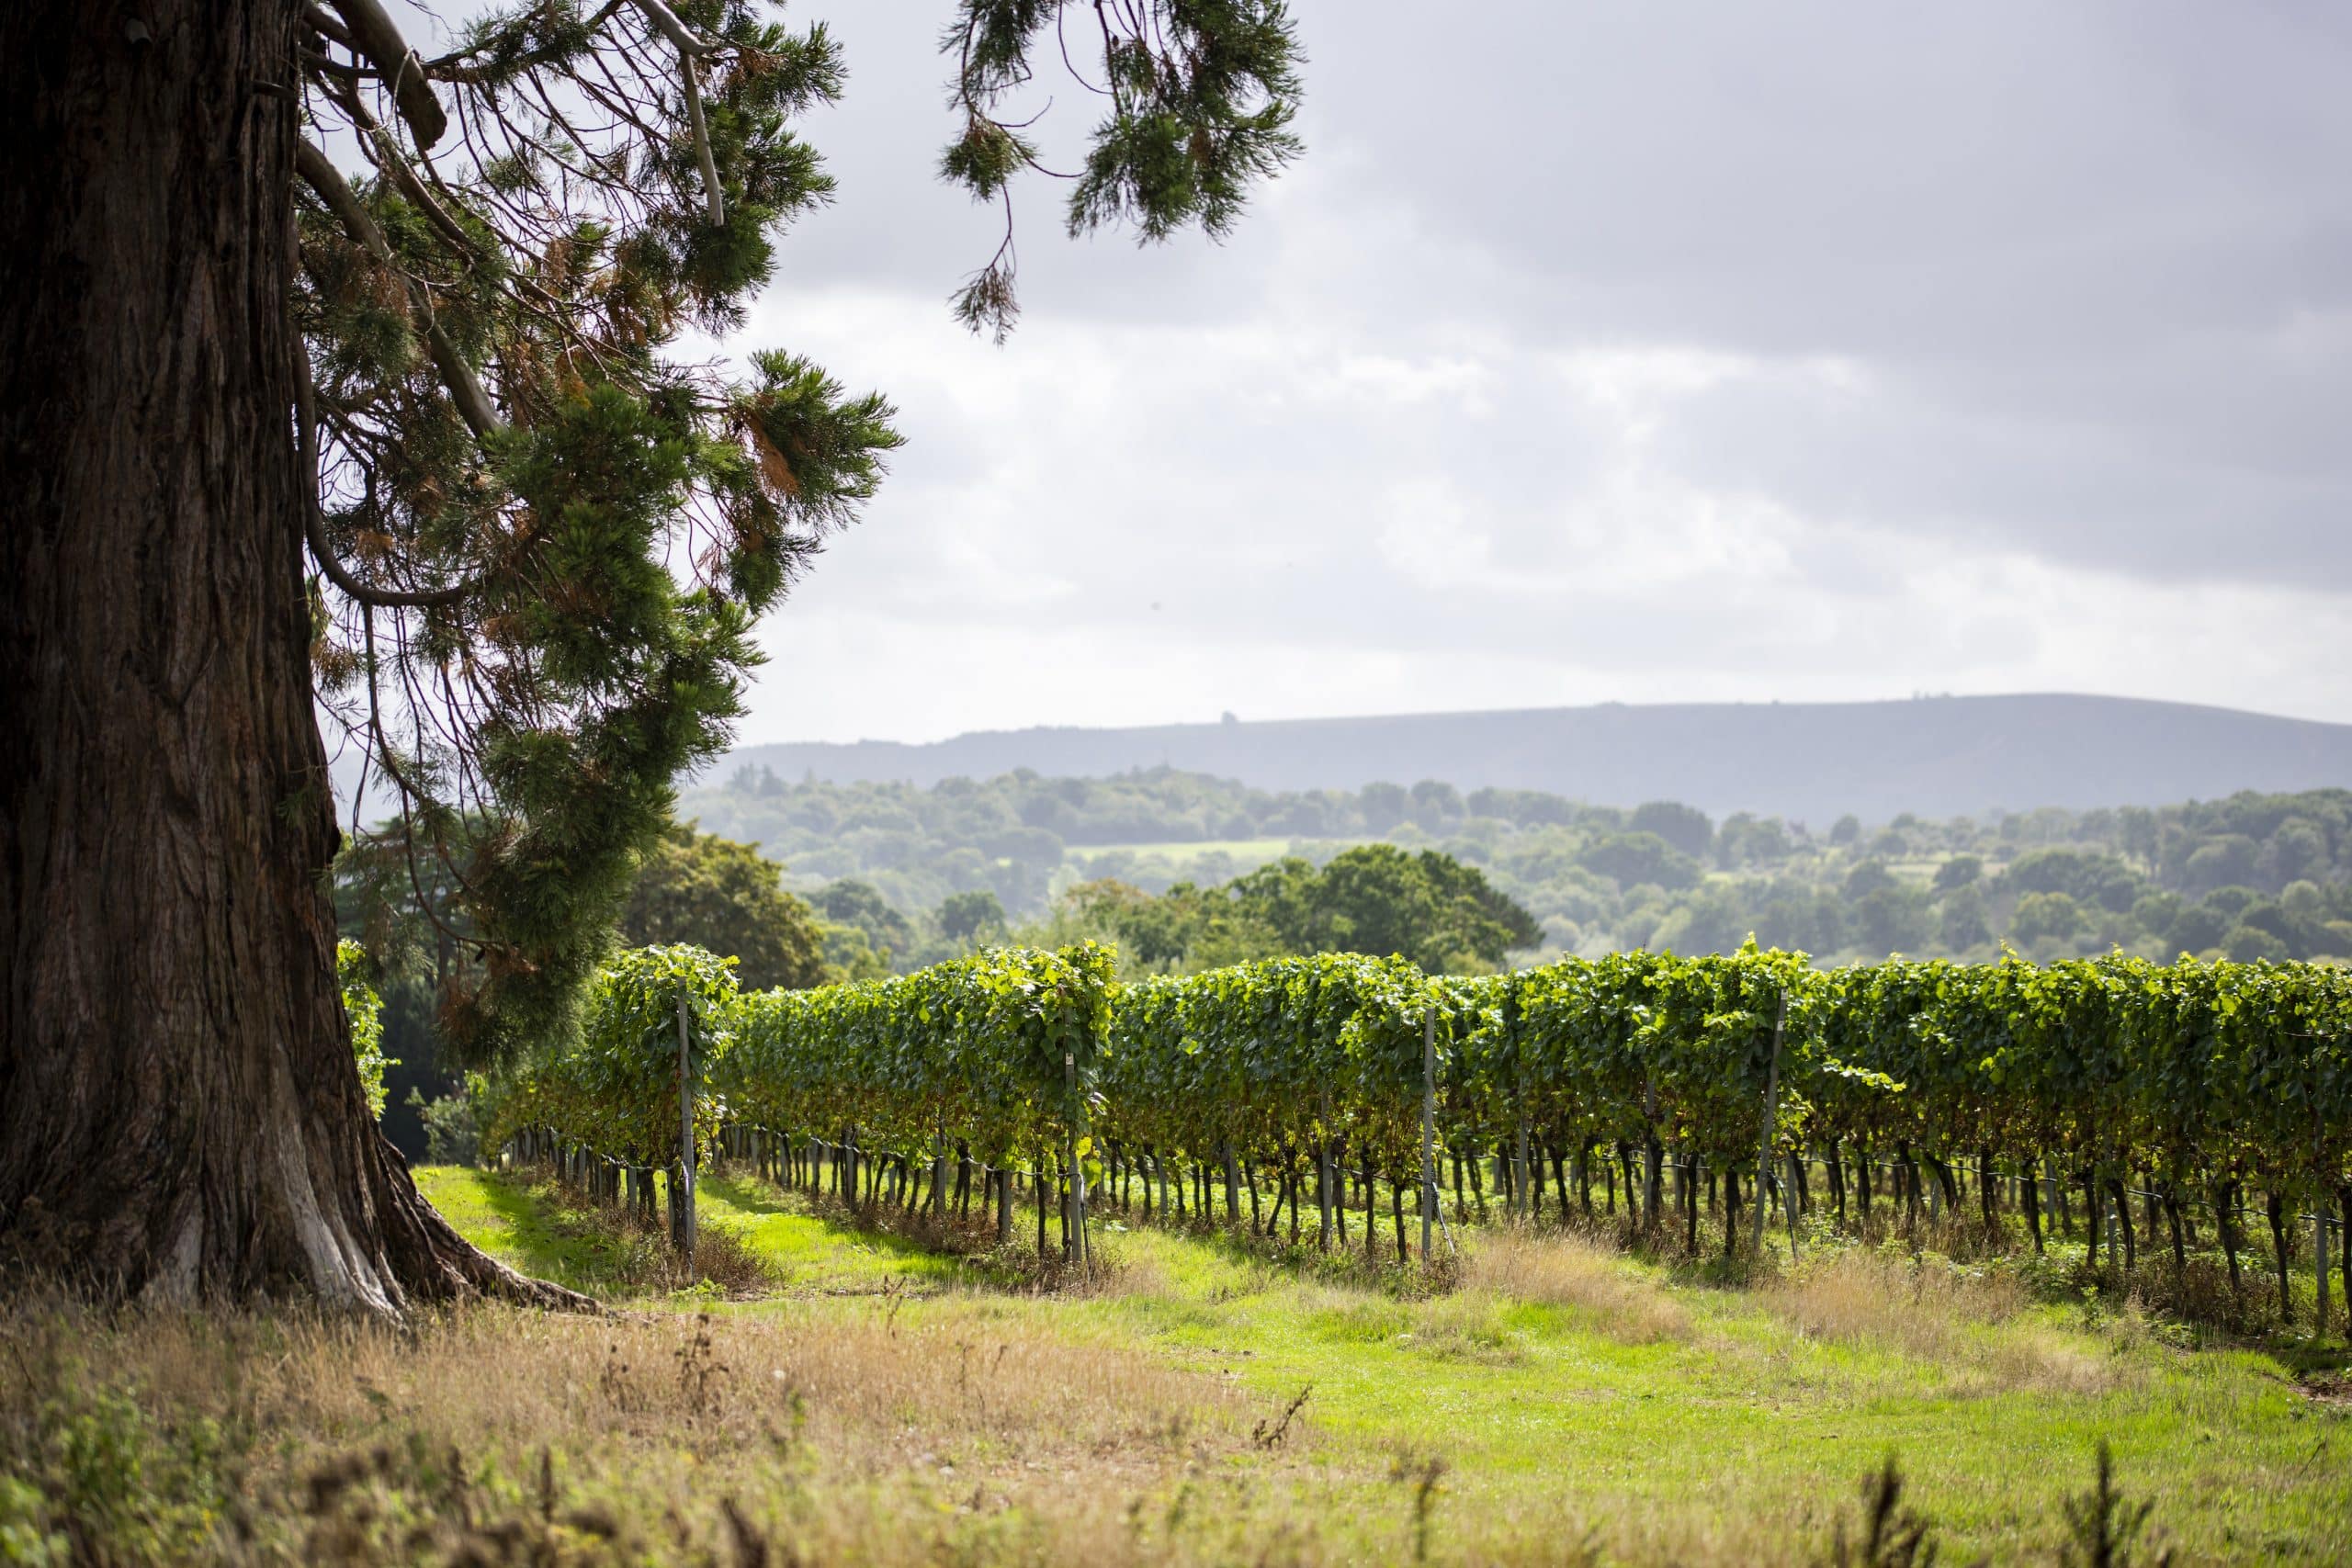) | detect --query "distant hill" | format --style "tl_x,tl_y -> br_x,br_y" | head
719,694 -> 2352,824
